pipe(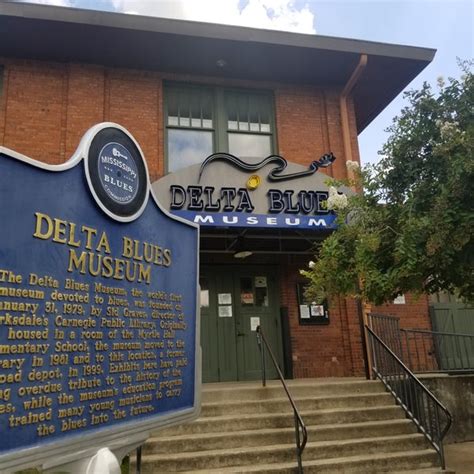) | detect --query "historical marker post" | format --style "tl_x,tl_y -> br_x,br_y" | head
0,123 -> 201,473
